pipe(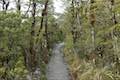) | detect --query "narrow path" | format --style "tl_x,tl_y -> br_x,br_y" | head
46,43 -> 70,80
